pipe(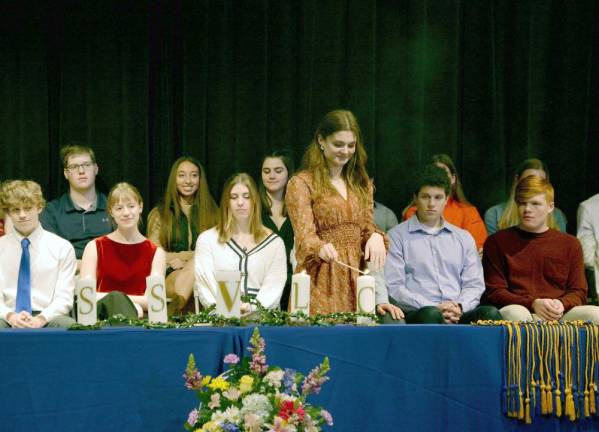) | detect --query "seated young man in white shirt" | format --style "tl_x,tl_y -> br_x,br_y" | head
577,193 -> 599,300
0,180 -> 76,329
